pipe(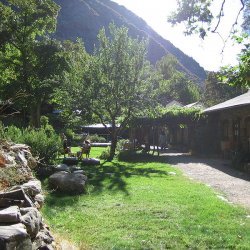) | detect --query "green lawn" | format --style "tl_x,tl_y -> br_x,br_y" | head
42,148 -> 250,249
